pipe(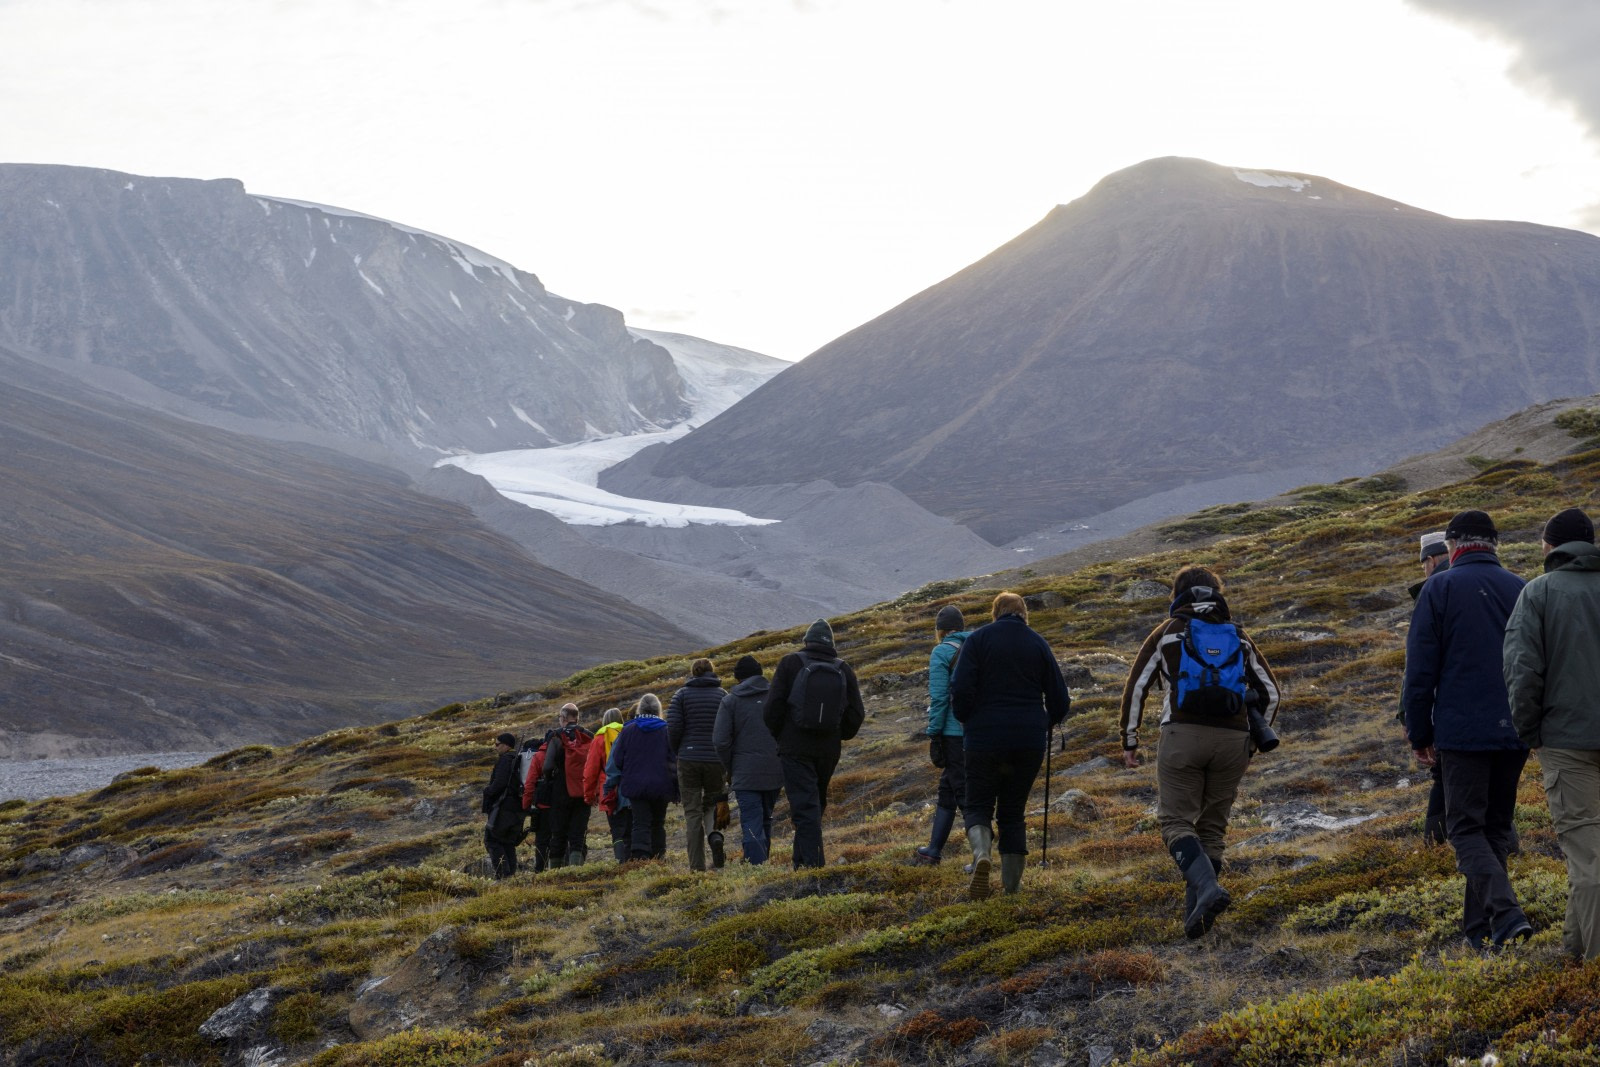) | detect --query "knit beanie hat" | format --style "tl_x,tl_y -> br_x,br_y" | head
733,654 -> 762,681
1445,509 -> 1498,541
934,604 -> 965,632
803,618 -> 835,649
1418,531 -> 1448,562
1543,507 -> 1595,547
